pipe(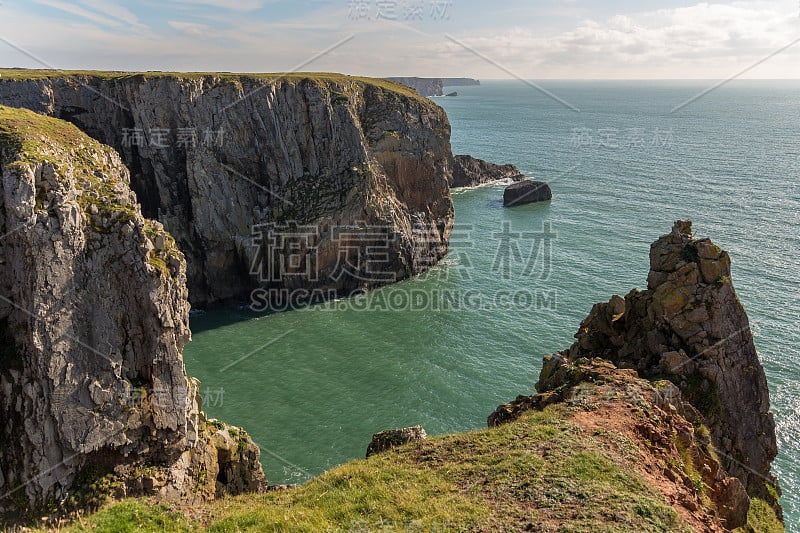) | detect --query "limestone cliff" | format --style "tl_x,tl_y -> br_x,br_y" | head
0,71 -> 454,308
490,221 -> 783,531
385,77 -> 444,97
0,106 -> 264,520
